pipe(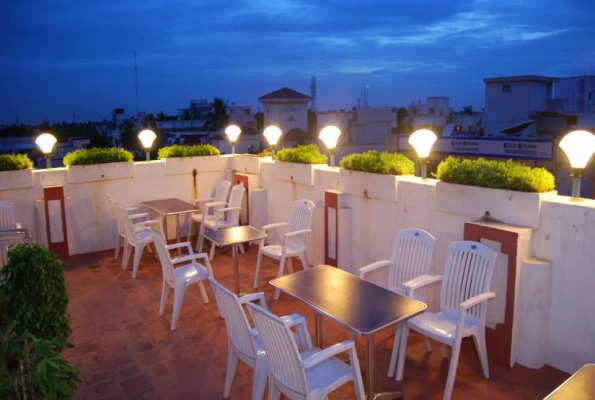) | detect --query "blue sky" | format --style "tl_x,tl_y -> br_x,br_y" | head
2,0 -> 594,124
